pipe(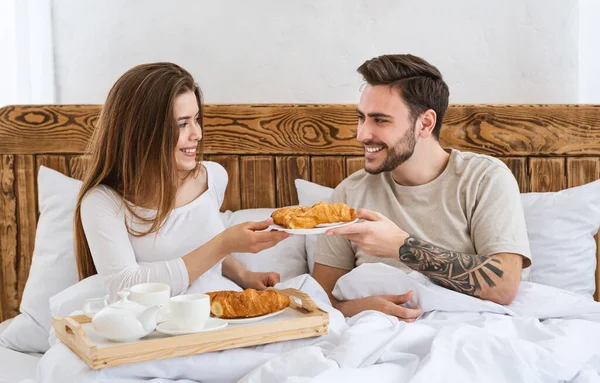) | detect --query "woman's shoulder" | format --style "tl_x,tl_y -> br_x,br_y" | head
200,160 -> 228,207
201,160 -> 227,175
81,184 -> 123,214
201,160 -> 228,187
